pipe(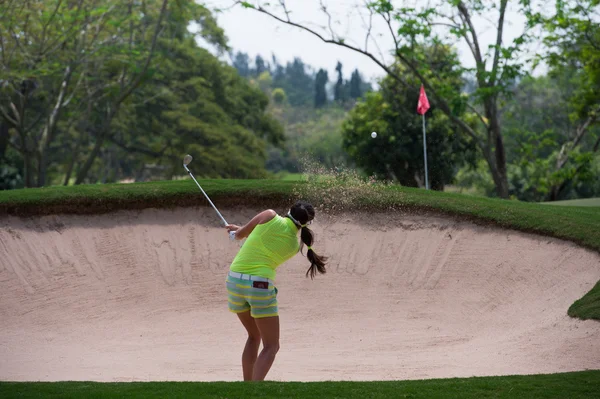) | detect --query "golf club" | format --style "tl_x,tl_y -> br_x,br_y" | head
183,154 -> 236,241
